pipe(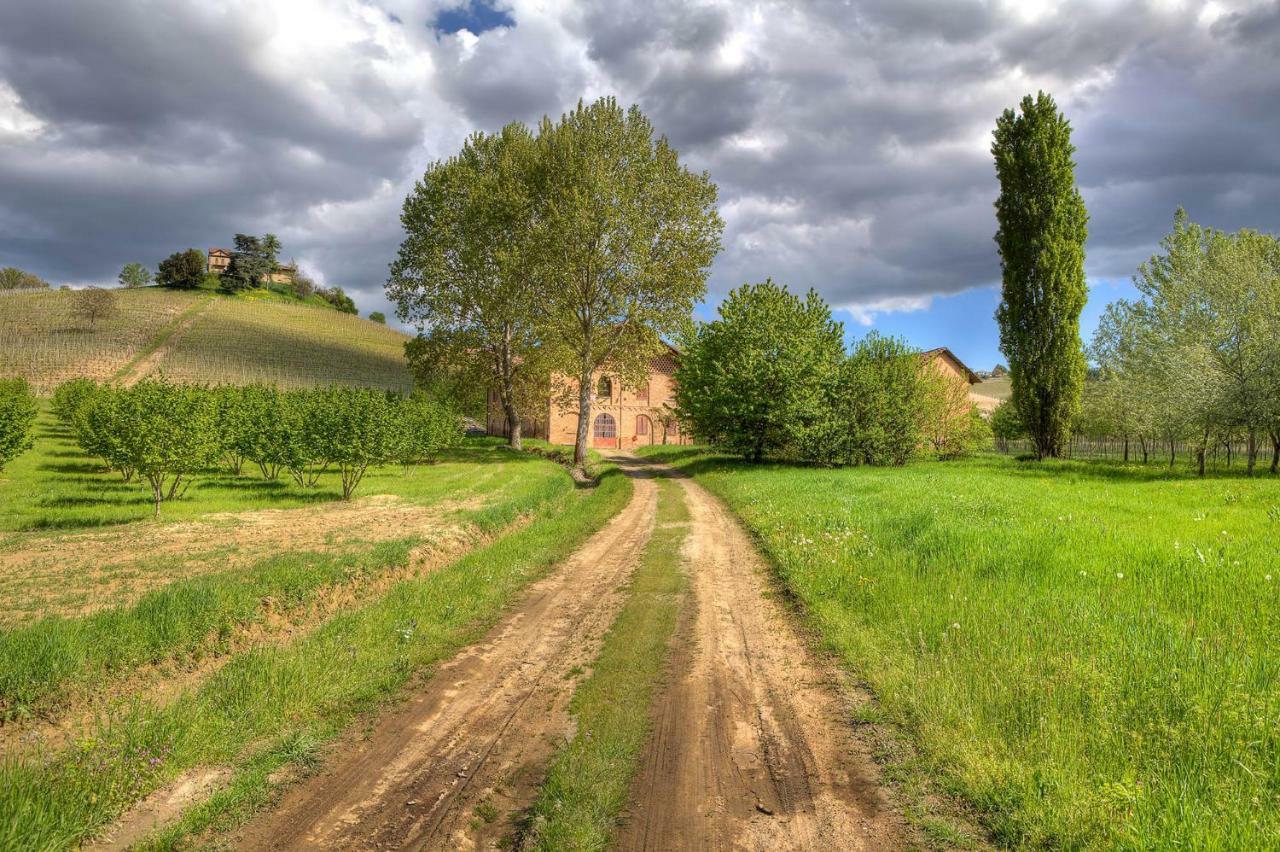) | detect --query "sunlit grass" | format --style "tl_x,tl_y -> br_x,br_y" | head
640,447 -> 1280,848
